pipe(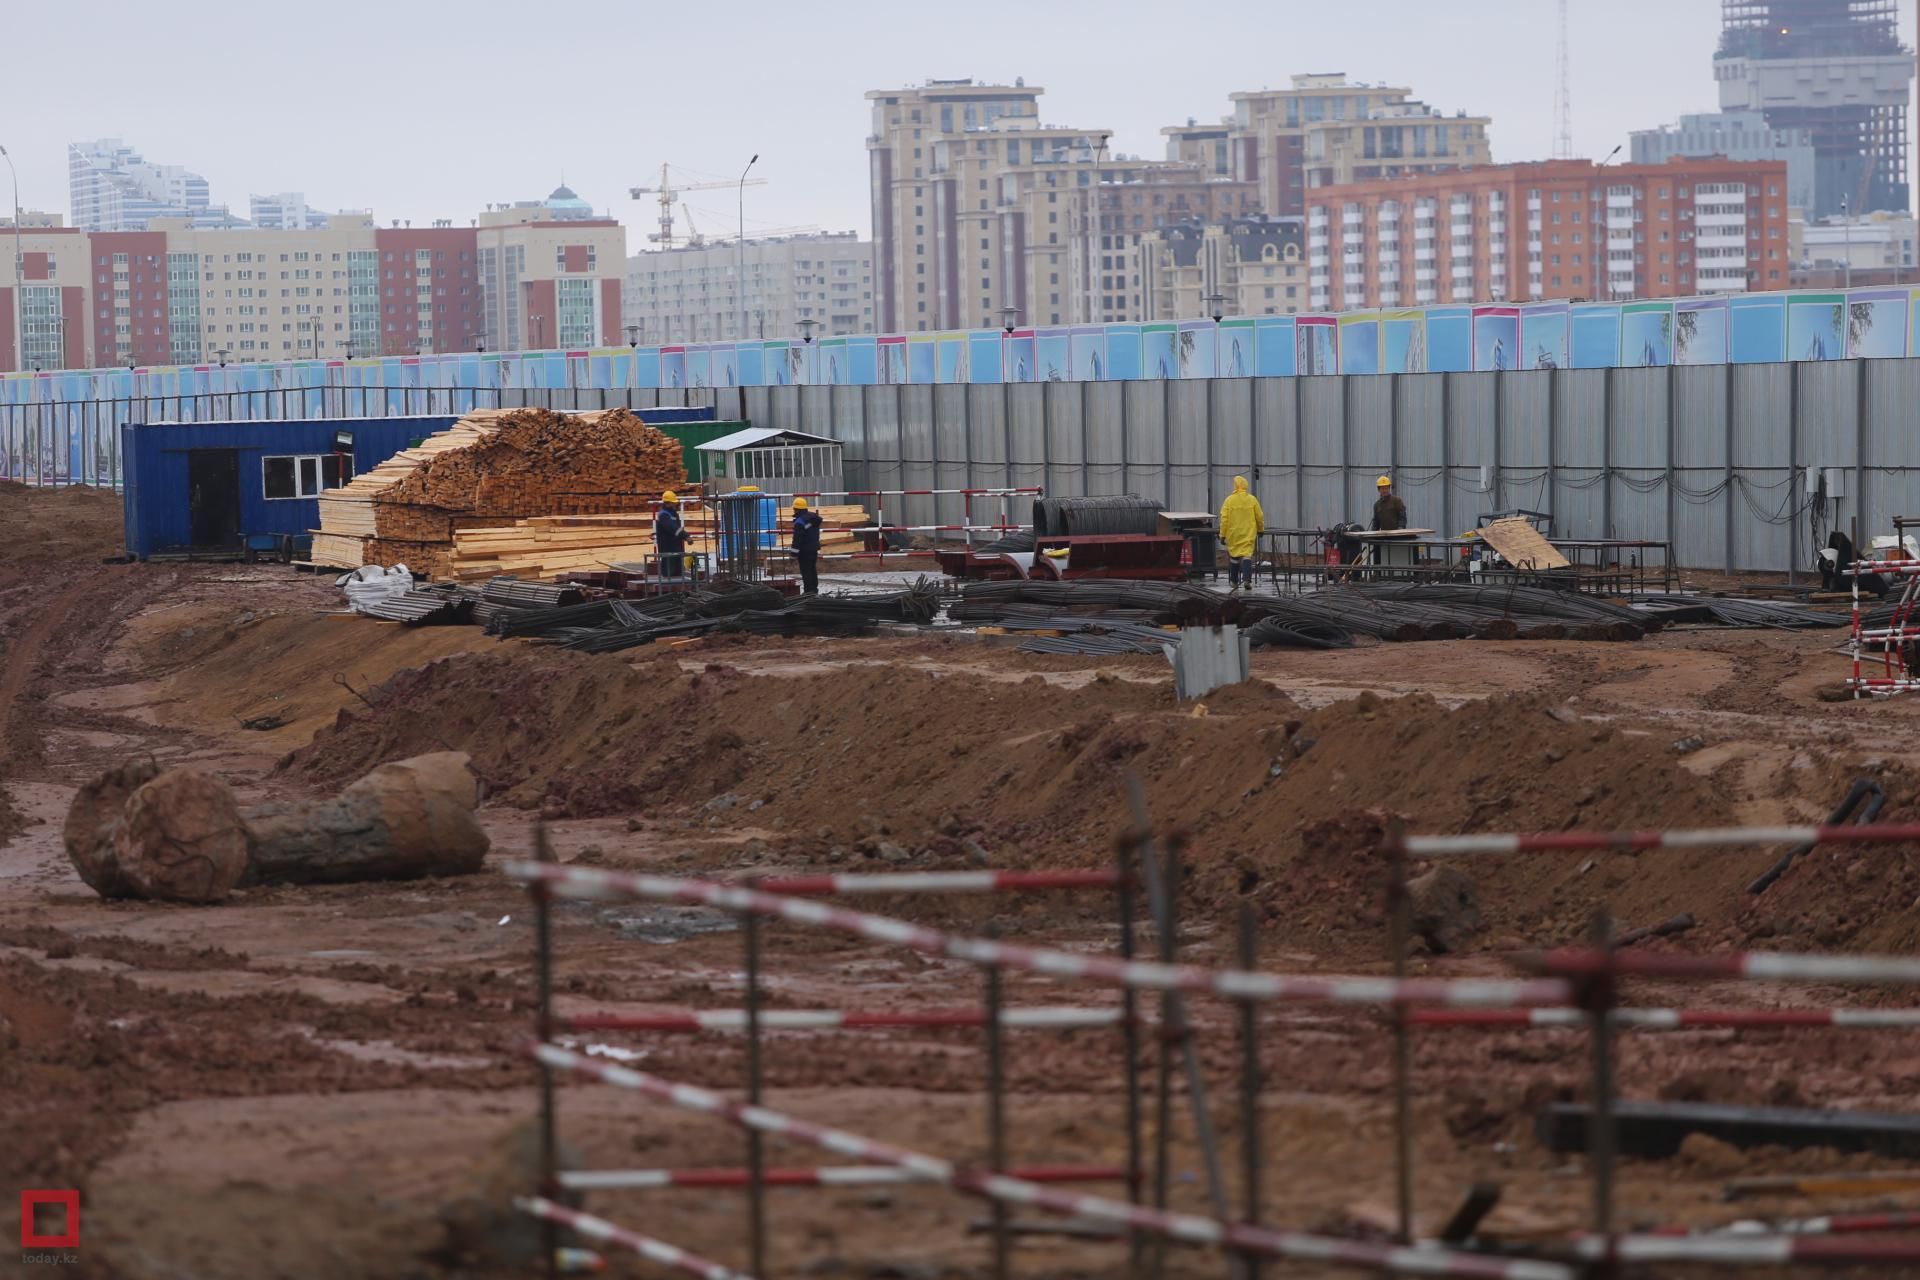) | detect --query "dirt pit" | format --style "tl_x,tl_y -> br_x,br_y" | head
7,486 -> 1920,1277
